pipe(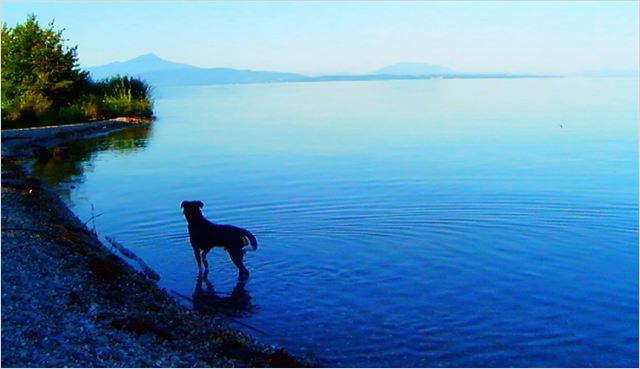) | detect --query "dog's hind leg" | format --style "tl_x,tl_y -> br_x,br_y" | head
228,248 -> 249,279
201,249 -> 211,273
